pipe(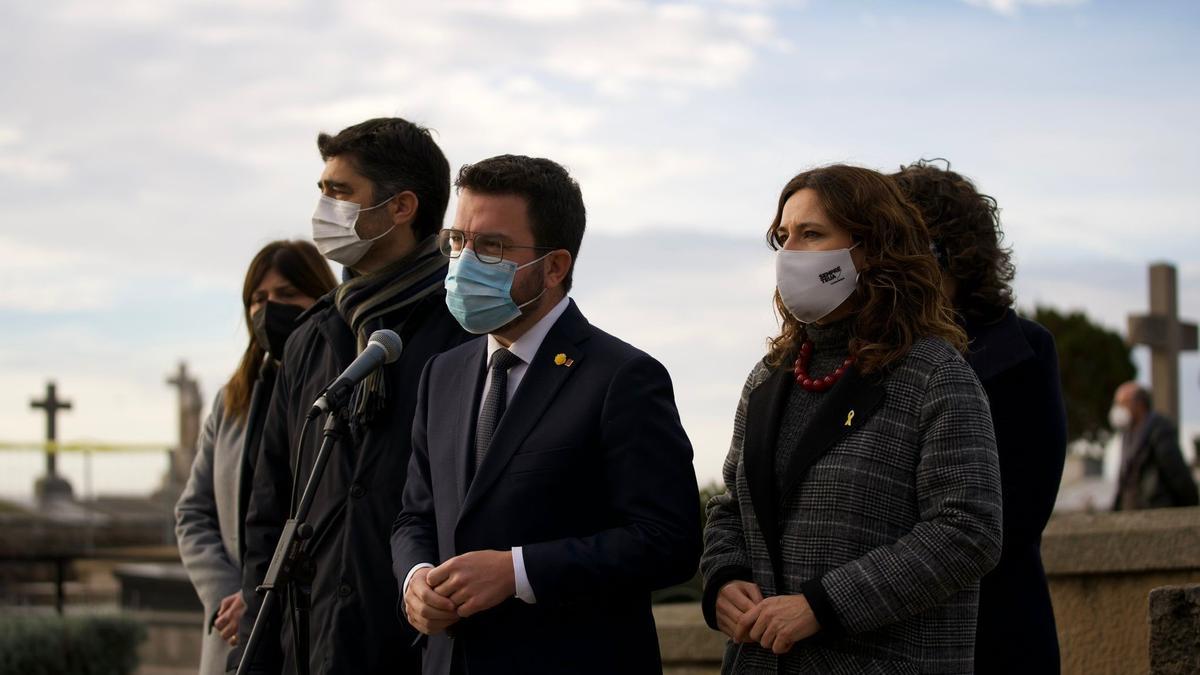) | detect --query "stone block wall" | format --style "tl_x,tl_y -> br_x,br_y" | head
657,507 -> 1200,674
654,602 -> 723,674
110,507 -> 1200,674
1043,506 -> 1200,675
1148,584 -> 1200,675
